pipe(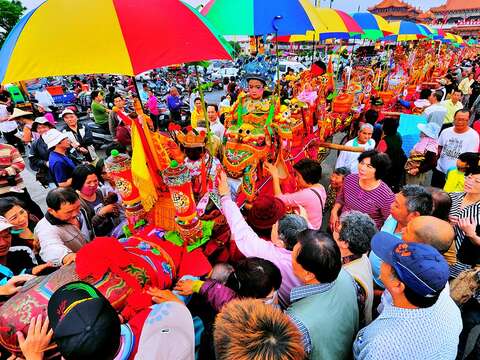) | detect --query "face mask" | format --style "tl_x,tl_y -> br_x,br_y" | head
10,228 -> 24,235
81,185 -> 97,197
